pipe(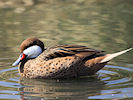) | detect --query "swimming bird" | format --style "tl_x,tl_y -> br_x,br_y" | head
12,37 -> 132,79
